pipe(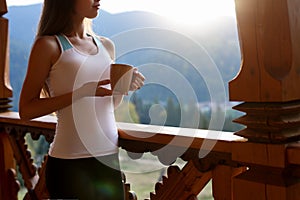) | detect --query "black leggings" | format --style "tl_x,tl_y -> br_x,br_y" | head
45,154 -> 124,200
